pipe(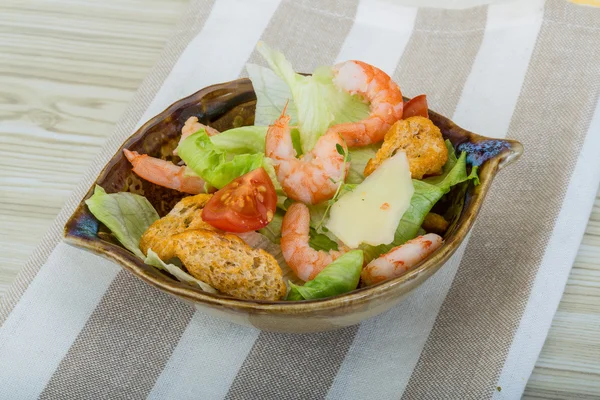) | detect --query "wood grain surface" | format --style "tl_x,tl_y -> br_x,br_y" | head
0,0 -> 598,398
